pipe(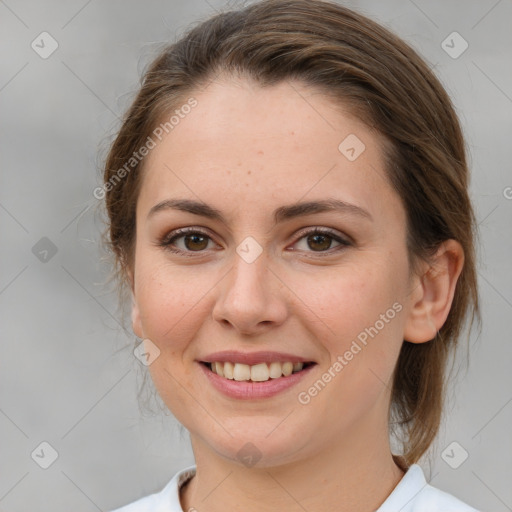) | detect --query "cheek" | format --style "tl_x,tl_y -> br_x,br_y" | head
294,266 -> 405,422
293,256 -> 407,391
133,259 -> 212,414
134,256 -> 214,348
294,260 -> 404,341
